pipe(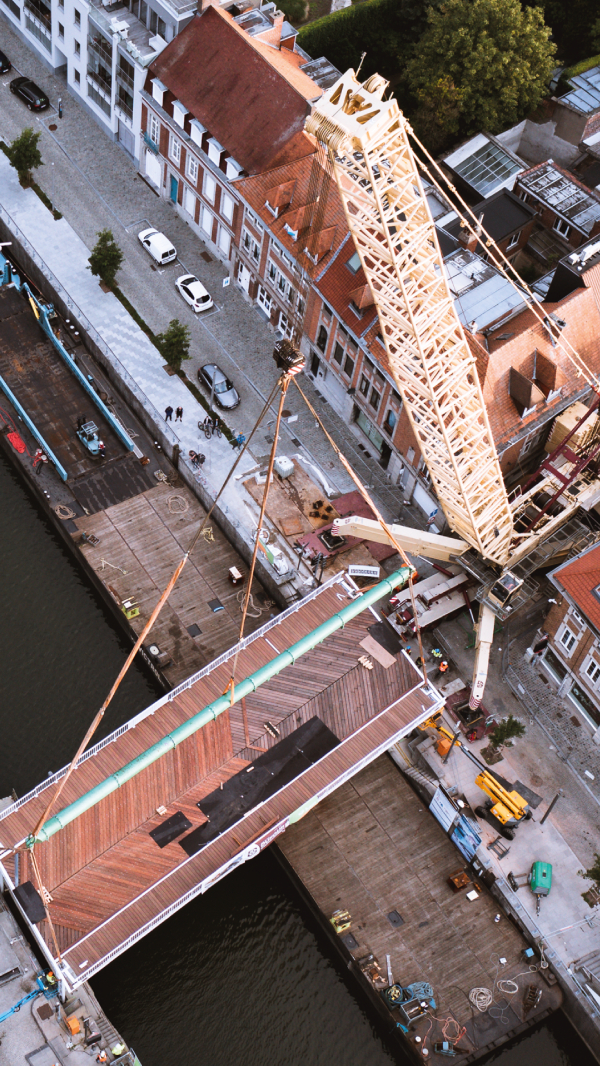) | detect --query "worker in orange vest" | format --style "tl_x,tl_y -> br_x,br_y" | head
438,660 -> 449,676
